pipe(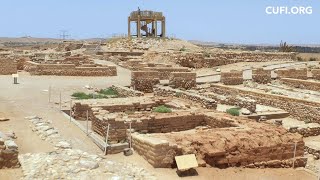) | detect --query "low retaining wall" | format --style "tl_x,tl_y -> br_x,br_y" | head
169,72 -> 196,89
97,51 -> 144,57
144,67 -> 190,80
176,52 -> 295,68
210,84 -> 320,123
110,85 -> 144,97
132,134 -> 181,168
205,92 -> 256,112
0,59 -> 17,75
276,68 -> 308,80
220,71 -> 243,85
154,86 -> 217,109
252,68 -> 272,84
92,110 -> 236,143
24,61 -> 117,76
289,125 -> 320,137
280,78 -> 320,91
311,69 -> 320,80
131,71 -> 160,93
